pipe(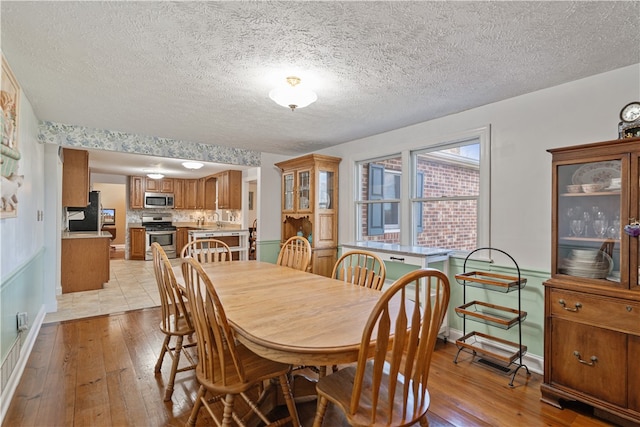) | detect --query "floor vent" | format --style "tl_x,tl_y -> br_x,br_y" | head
475,357 -> 511,374
1,336 -> 22,393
